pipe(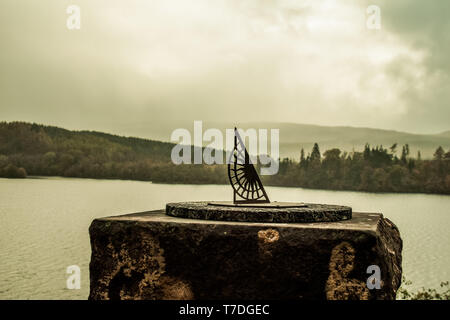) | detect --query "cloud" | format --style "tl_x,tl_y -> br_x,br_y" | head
0,0 -> 448,135
372,0 -> 450,133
